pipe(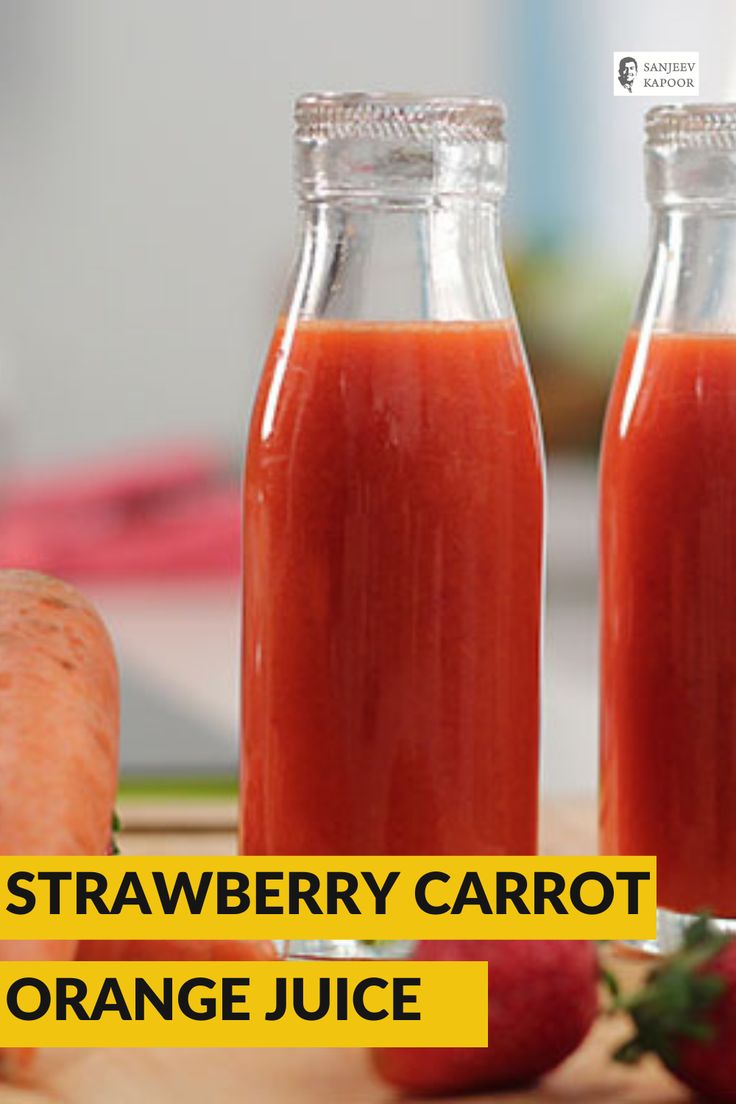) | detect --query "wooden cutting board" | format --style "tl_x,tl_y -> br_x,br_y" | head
0,801 -> 690,1104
